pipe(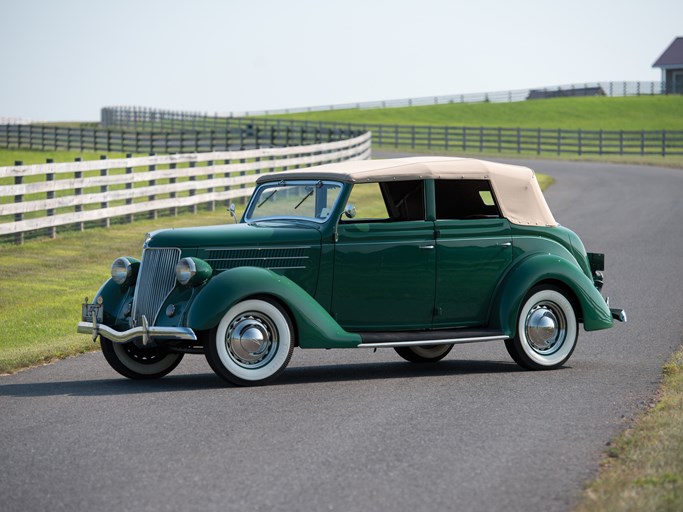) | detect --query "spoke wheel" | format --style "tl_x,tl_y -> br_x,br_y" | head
205,299 -> 294,386
100,338 -> 183,379
394,344 -> 454,363
505,285 -> 578,370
